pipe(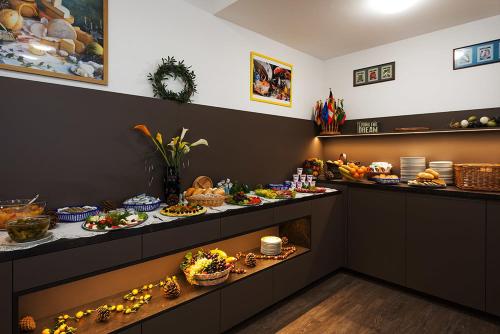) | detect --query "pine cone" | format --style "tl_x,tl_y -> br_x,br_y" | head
19,316 -> 36,332
96,305 -> 111,322
245,253 -> 257,267
281,236 -> 289,245
163,276 -> 181,299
